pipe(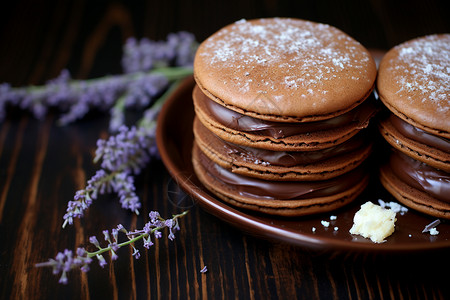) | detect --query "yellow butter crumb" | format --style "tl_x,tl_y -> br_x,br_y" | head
349,201 -> 397,243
